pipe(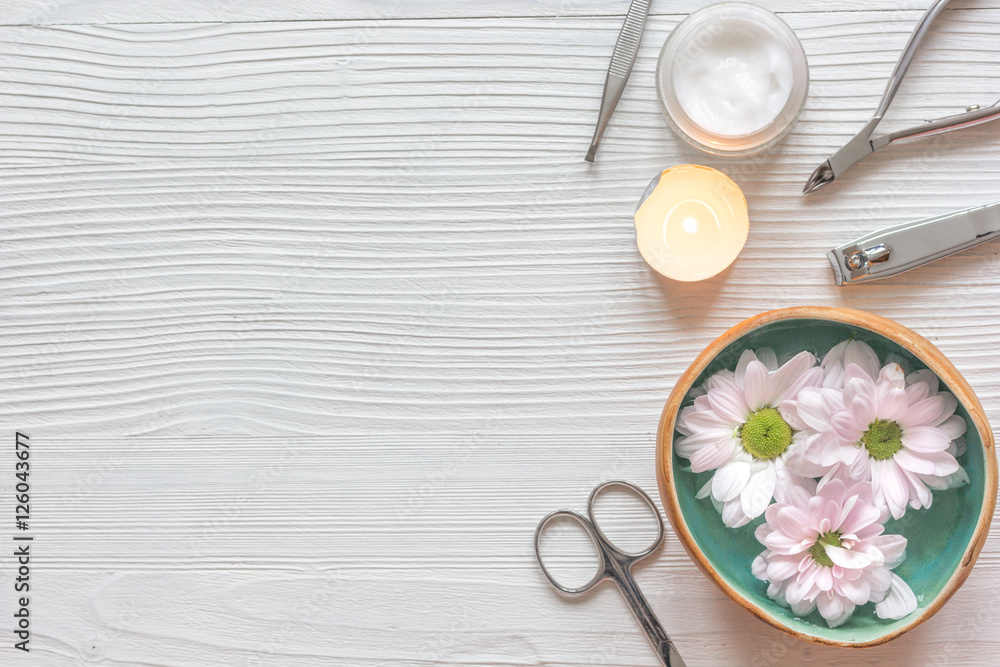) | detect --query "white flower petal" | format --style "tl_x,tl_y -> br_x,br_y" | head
843,368 -> 876,406
837,575 -> 872,606
951,435 -> 967,458
680,408 -> 737,433
816,590 -> 847,625
712,461 -> 752,502
741,464 -> 777,519
904,380 -> 931,405
675,406 -> 697,436
921,450 -> 961,477
771,505 -> 815,542
773,476 -> 814,507
874,574 -> 918,620
795,387 -> 842,431
825,603 -> 856,629
706,379 -> 750,423
756,348 -> 778,372
878,387 -> 909,422
844,340 -> 880,379
868,566 -> 892,600
897,395 -> 948,429
705,371 -> 735,392
752,552 -> 769,581
897,465 -> 933,510
847,449 -> 870,480
832,410 -> 866,443
688,436 -> 738,473
790,599 -> 816,617
721,497 -> 751,528
779,399 -> 809,430
675,430 -> 731,459
873,534 -> 907,569
874,460 -> 909,520
824,544 -> 874,569
783,447 -> 830,478
944,466 -> 970,489
816,566 -> 834,592
906,369 -> 939,396
900,426 -> 951,453
743,360 -> 772,411
822,340 -> 848,365
695,478 -> 713,500
785,569 -> 817,605
763,531 -> 811,555
930,393 -> 959,427
734,349 -> 759,387
766,555 -> 800,583
892,448 -> 937,475
768,351 -> 818,402
780,367 -> 824,405
838,503 -> 882,538
938,414 -> 967,440
878,363 -> 906,389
